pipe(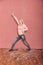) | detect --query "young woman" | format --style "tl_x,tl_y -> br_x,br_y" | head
9,13 -> 31,51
